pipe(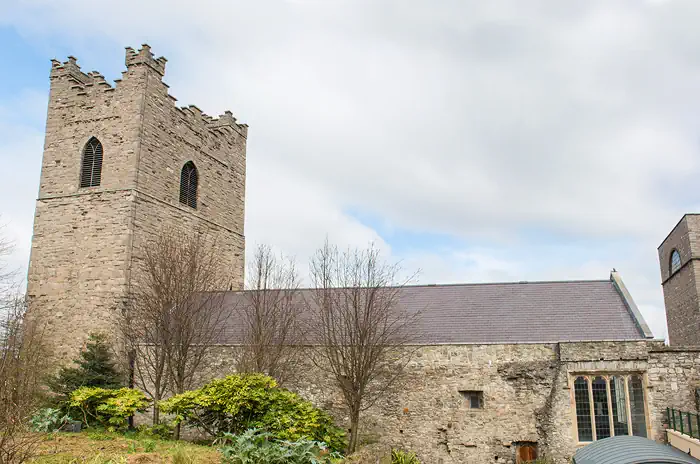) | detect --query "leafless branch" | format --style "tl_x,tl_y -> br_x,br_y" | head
308,240 -> 420,453
236,244 -> 303,385
0,293 -> 48,464
120,229 -> 230,430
